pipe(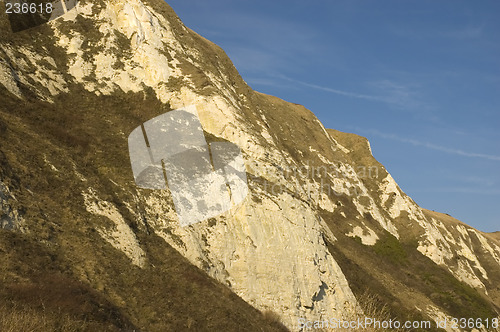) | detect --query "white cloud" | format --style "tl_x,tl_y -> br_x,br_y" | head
417,188 -> 500,195
279,75 -> 383,101
440,25 -> 484,40
275,75 -> 430,111
356,128 -> 500,161
457,176 -> 495,187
